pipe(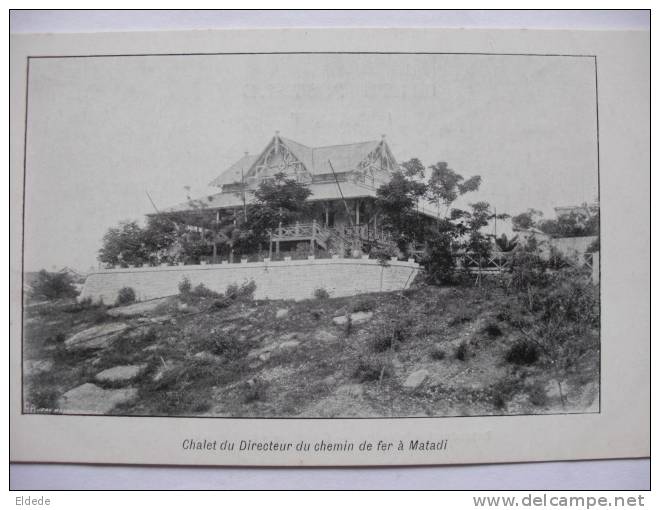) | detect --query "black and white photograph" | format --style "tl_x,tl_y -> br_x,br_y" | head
20,50 -> 602,420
